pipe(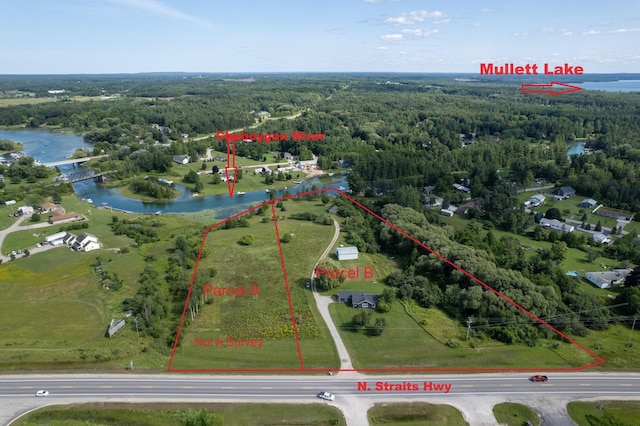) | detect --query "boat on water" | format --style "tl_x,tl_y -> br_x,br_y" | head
265,189 -> 270,193
237,191 -> 246,195
86,198 -> 93,204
